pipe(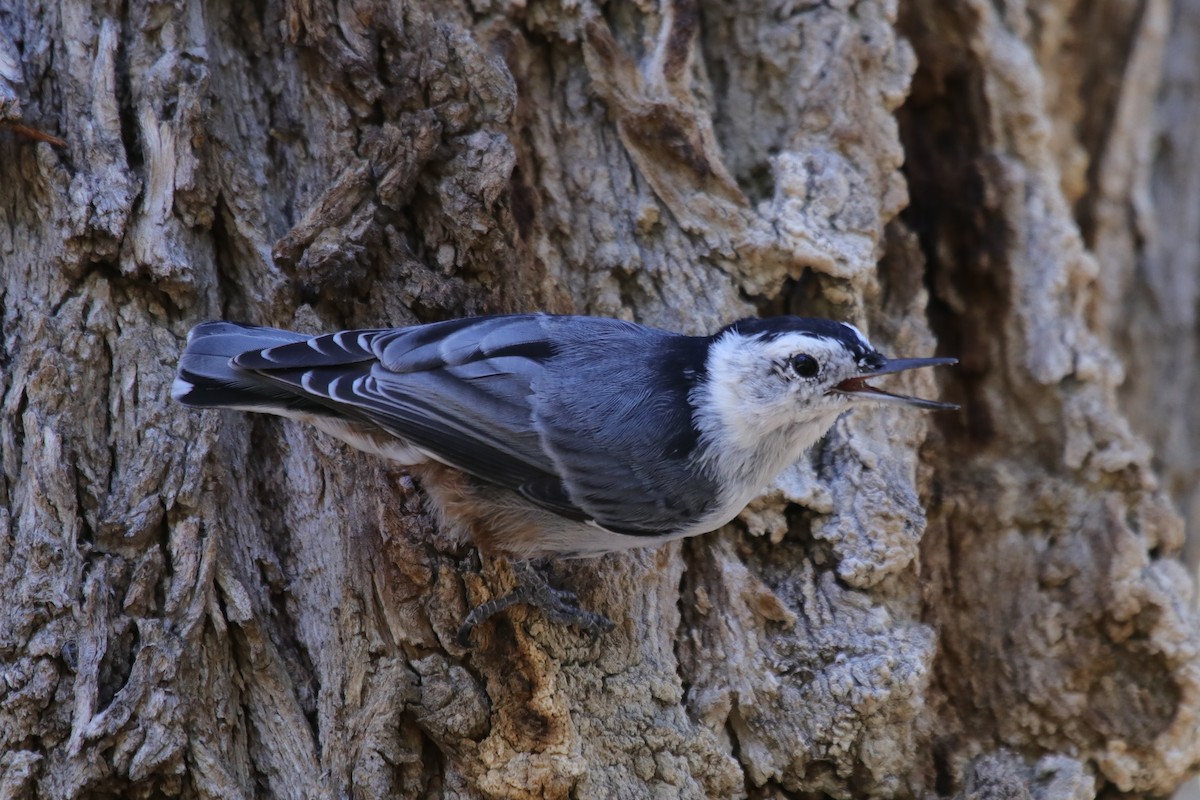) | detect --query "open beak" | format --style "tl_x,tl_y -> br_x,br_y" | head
831,357 -> 959,411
